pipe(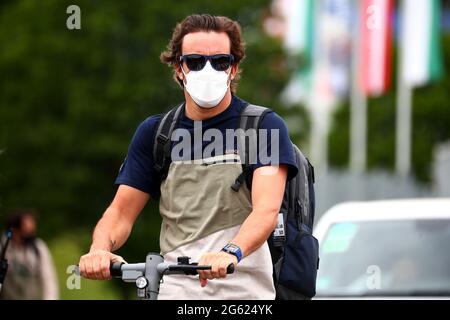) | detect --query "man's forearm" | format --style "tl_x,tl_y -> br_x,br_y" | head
79,185 -> 148,280
230,208 -> 278,259
90,206 -> 133,252
229,166 -> 287,260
